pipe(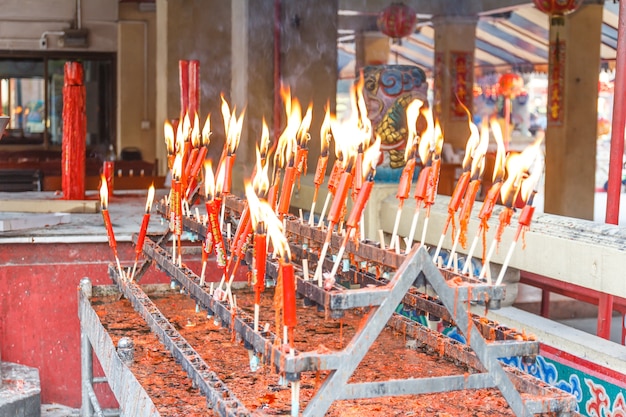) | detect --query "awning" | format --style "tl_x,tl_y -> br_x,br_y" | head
338,2 -> 620,77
